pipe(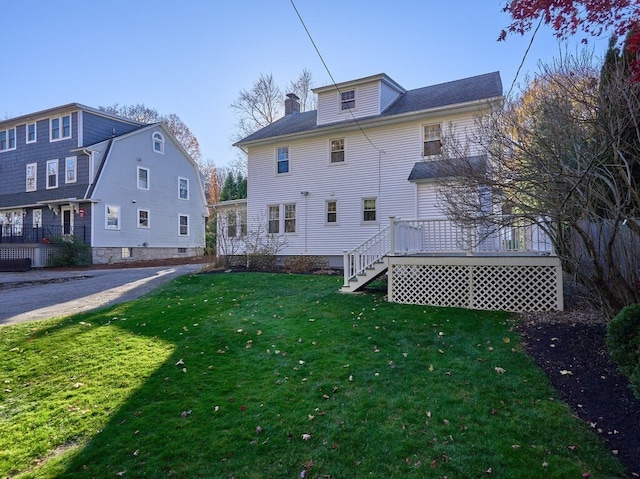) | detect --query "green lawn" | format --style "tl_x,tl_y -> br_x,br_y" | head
0,272 -> 627,478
